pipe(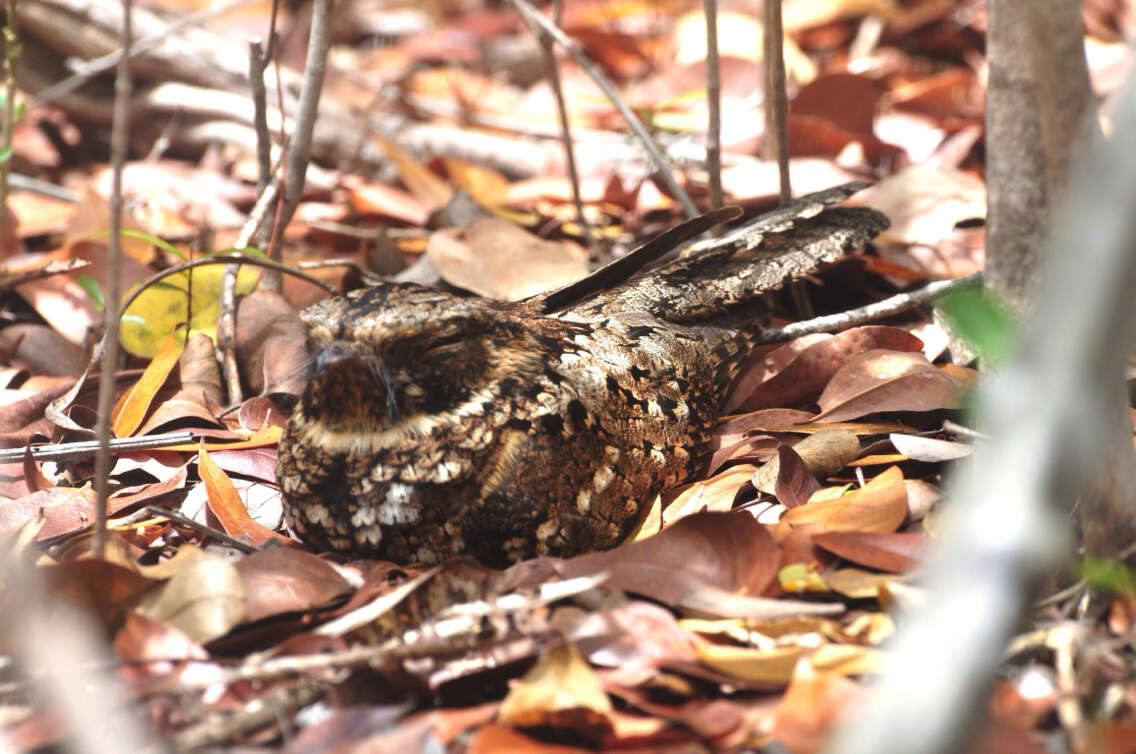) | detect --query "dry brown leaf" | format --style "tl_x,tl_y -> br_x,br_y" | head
772,445 -> 824,508
860,164 -> 986,246
555,511 -> 781,607
234,548 -> 352,622
135,547 -> 246,644
427,217 -> 588,301
811,531 -> 925,573
46,556 -> 158,630
443,158 -> 509,209
771,662 -> 863,754
812,350 -> 965,422
236,291 -> 310,397
782,466 -> 908,533
343,176 -> 433,226
662,463 -> 757,525
727,326 -> 924,413
0,486 -> 96,541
